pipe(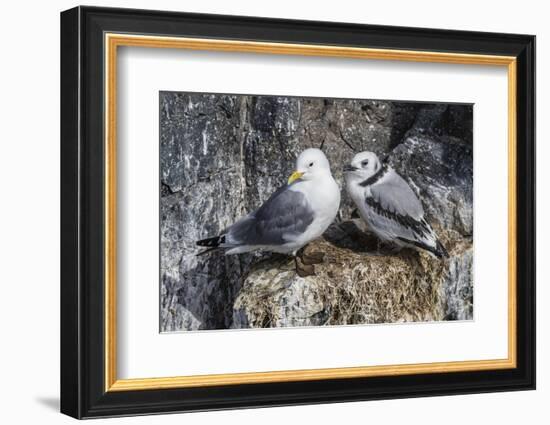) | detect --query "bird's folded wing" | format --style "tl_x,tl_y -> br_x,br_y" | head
227,185 -> 315,246
370,173 -> 424,220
